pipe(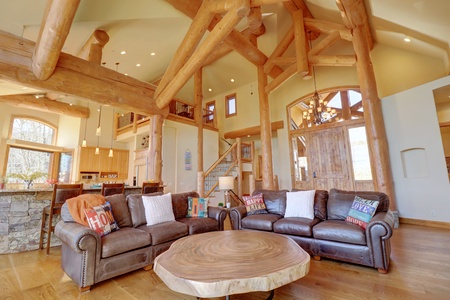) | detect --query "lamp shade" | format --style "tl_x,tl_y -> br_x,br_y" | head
218,176 -> 234,190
